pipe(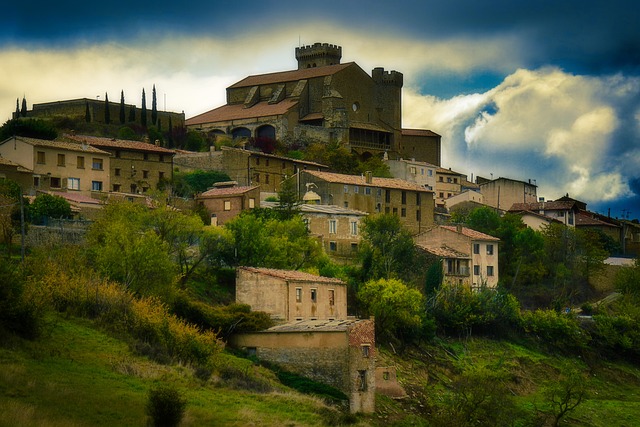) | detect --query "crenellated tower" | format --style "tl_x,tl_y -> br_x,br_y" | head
295,43 -> 342,70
